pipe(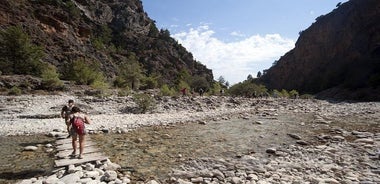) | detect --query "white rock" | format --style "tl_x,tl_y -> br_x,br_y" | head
23,146 -> 38,151
60,172 -> 81,184
354,138 -> 374,144
44,175 -> 59,184
85,171 -> 100,178
104,170 -> 118,182
146,180 -> 160,184
85,163 -> 96,171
